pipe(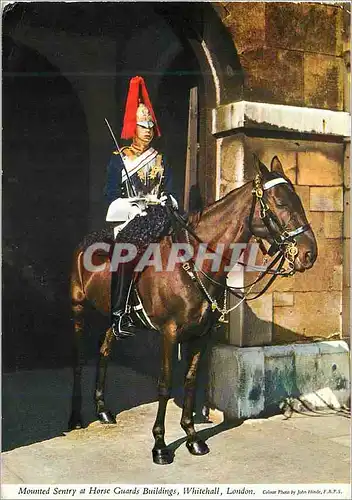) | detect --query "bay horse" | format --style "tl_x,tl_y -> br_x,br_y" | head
68,156 -> 317,465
